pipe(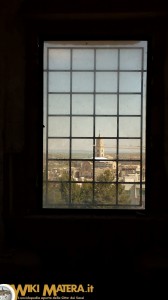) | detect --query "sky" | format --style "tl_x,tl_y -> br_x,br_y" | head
43,41 -> 147,156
